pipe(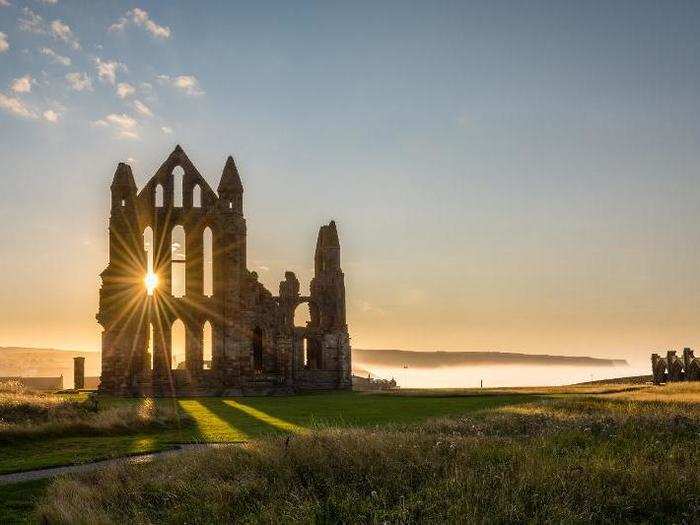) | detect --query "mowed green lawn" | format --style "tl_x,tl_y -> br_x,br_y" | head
0,391 -> 528,475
